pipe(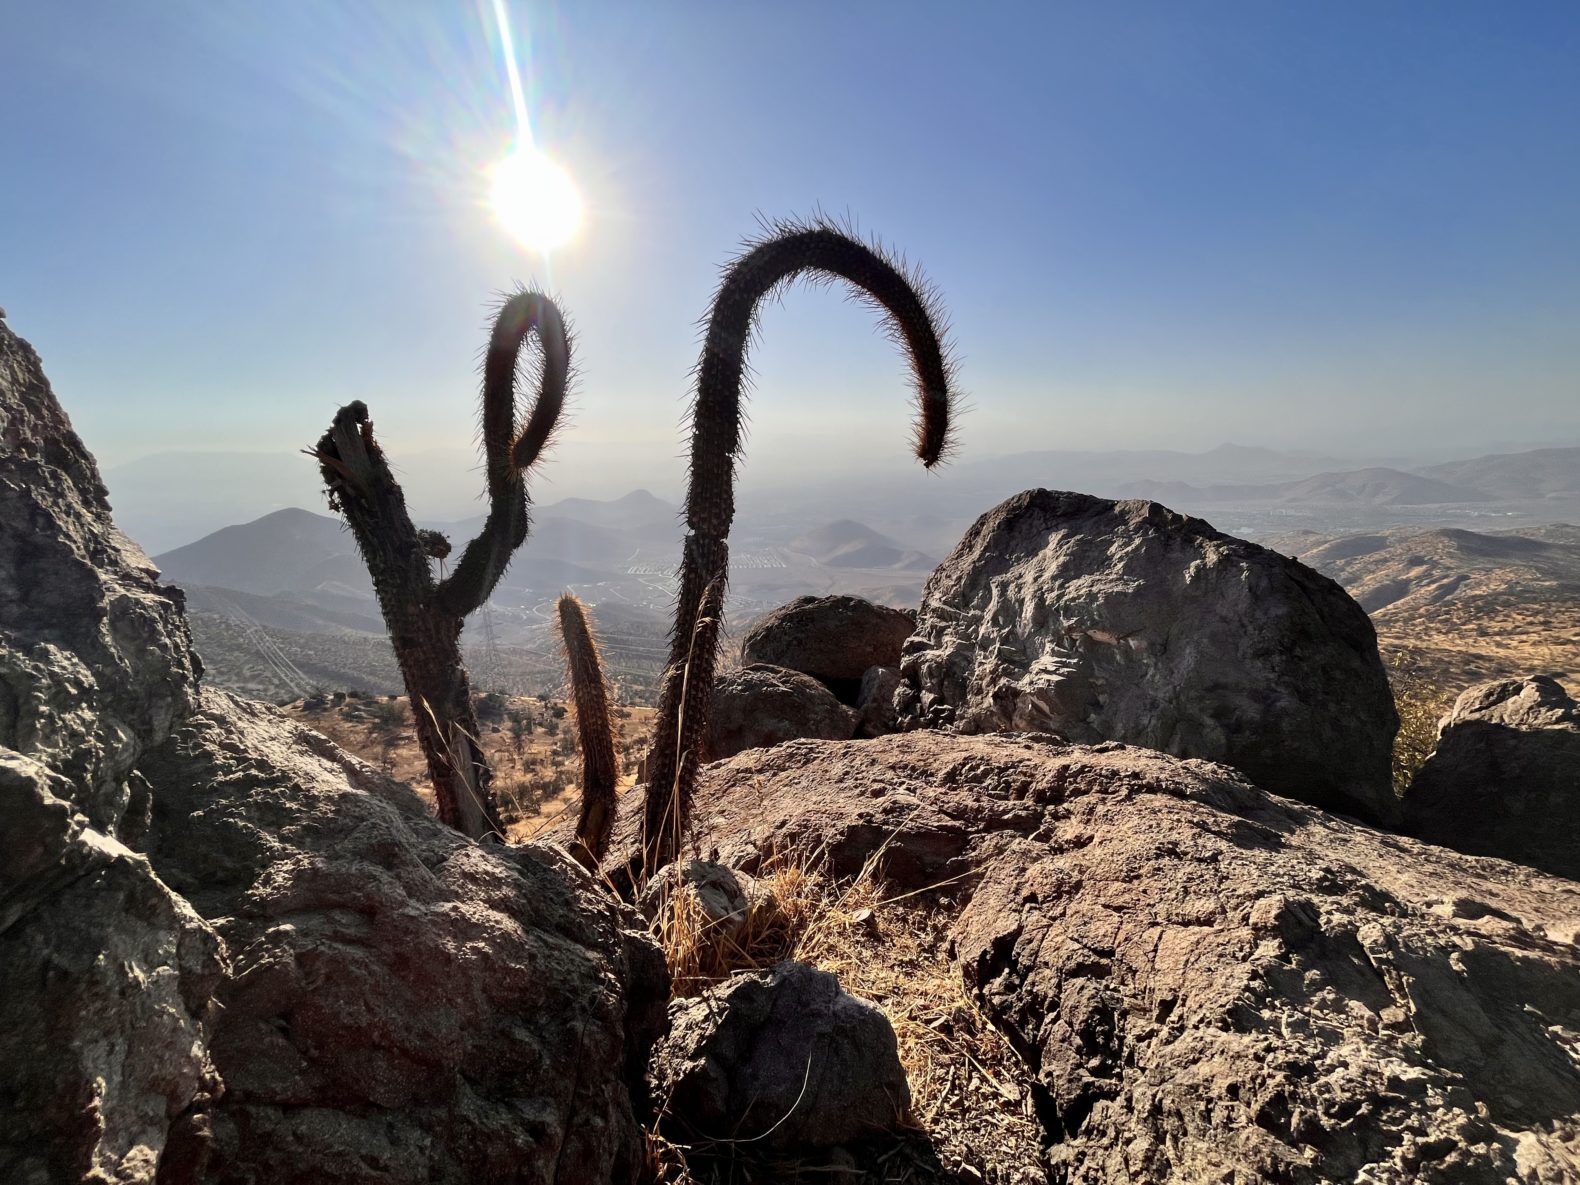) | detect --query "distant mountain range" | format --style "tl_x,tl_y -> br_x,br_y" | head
114,442 -> 1580,556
